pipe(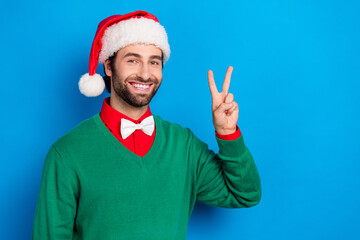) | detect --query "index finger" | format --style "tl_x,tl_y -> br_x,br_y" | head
208,70 -> 218,97
222,66 -> 233,94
